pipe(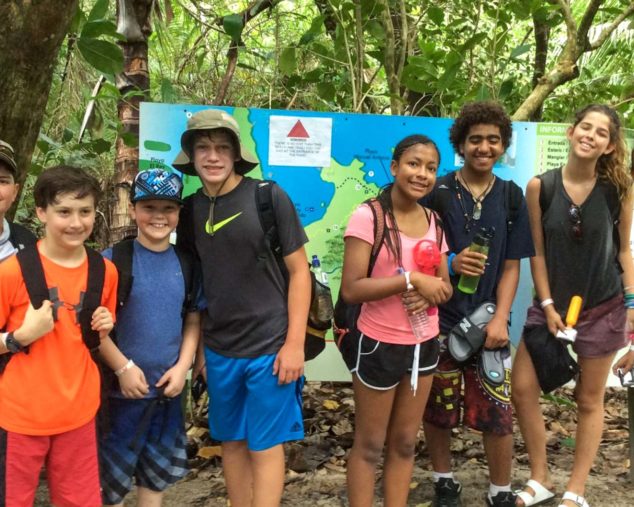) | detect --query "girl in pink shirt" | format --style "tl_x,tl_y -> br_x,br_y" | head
340,134 -> 452,507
